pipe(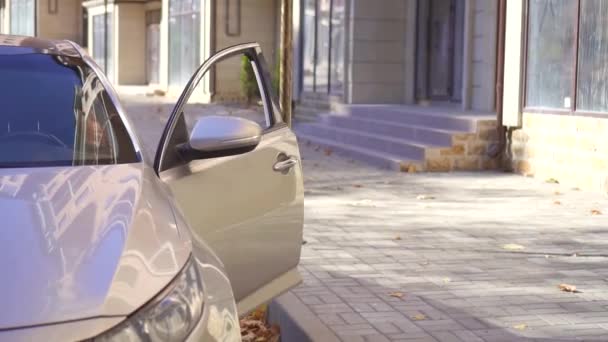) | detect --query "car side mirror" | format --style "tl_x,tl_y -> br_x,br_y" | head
179,116 -> 262,161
